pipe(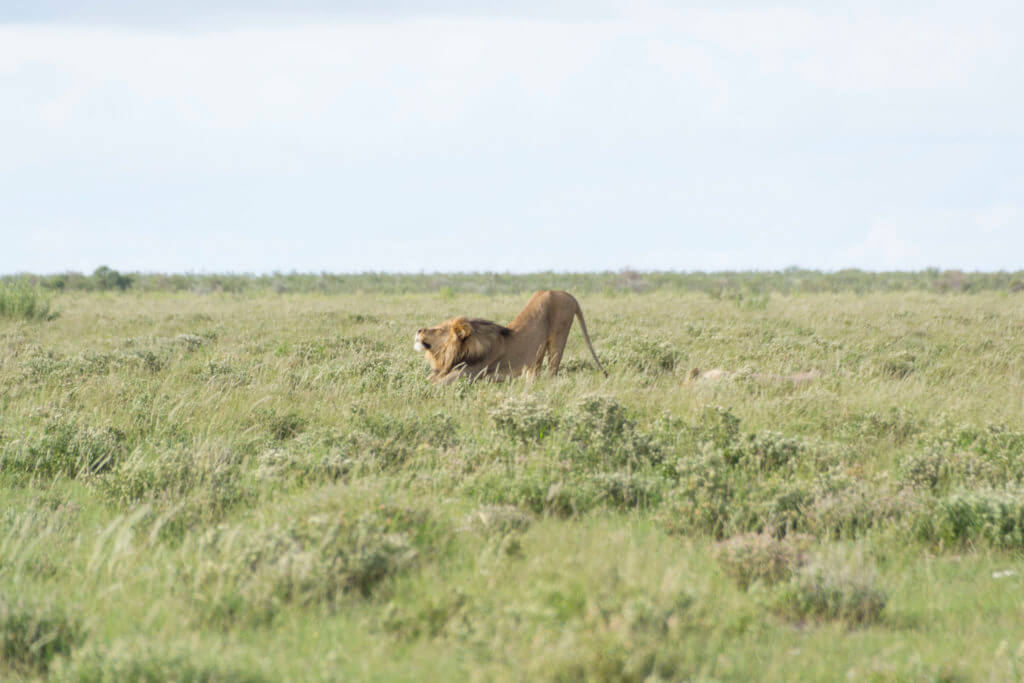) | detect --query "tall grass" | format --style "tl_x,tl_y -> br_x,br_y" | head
0,281 -> 52,321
